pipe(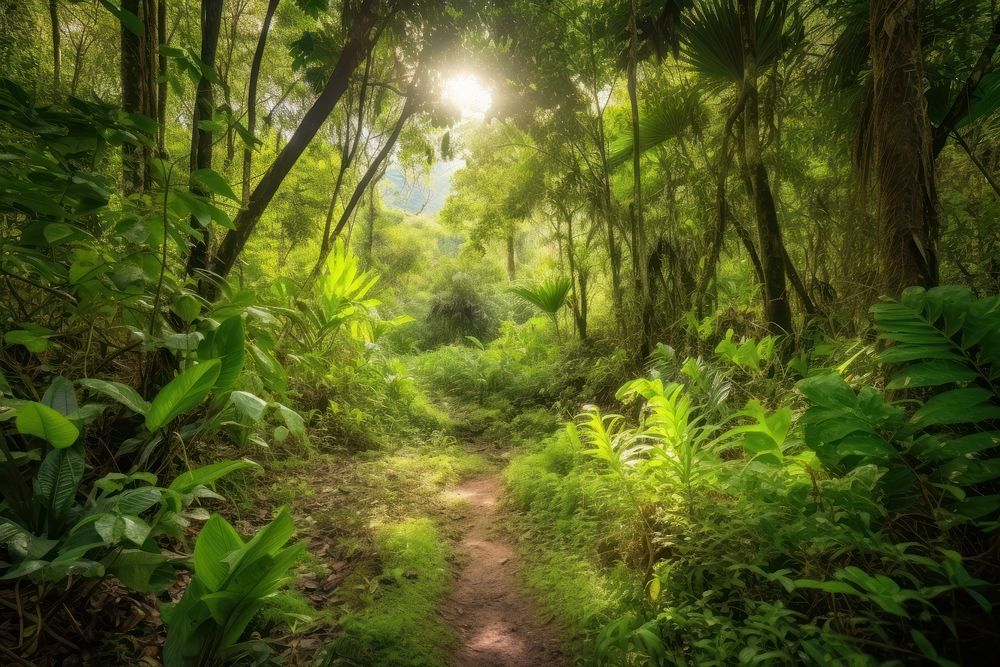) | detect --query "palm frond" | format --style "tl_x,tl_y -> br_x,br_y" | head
681,0 -> 801,84
609,89 -> 703,168
510,277 -> 572,314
